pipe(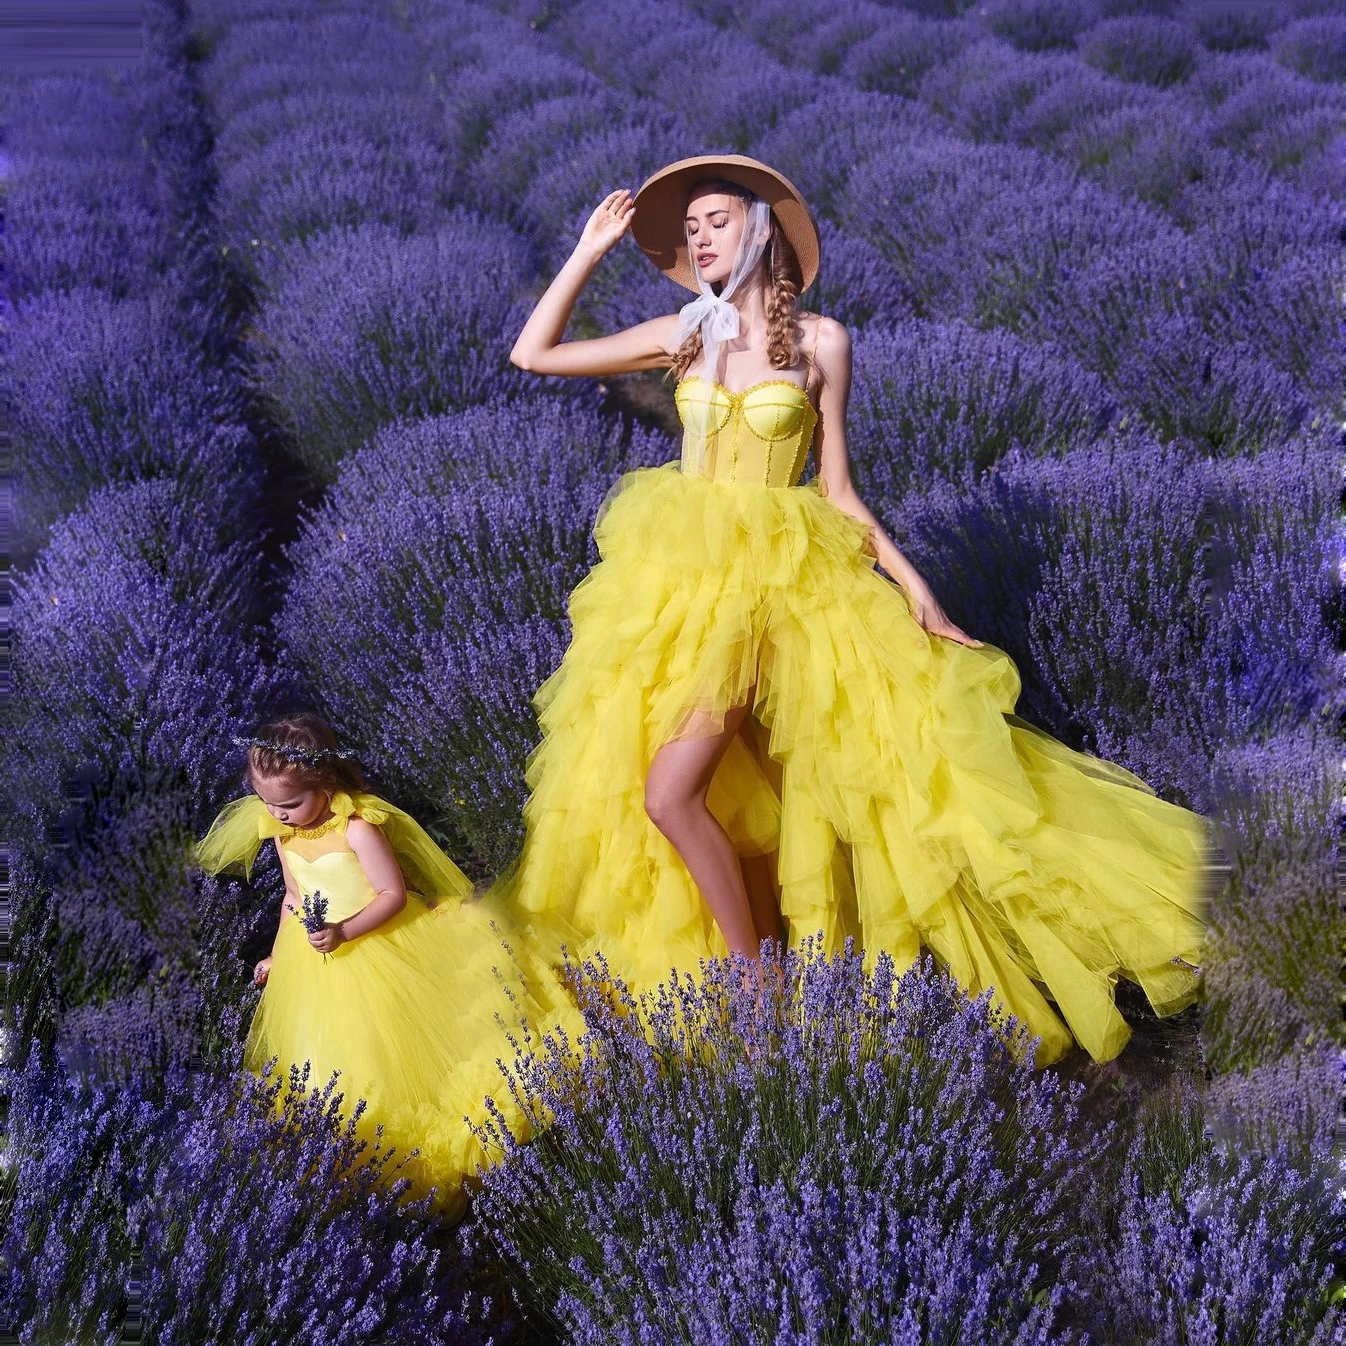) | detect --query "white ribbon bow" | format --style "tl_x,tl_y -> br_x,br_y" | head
674,196 -> 772,473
